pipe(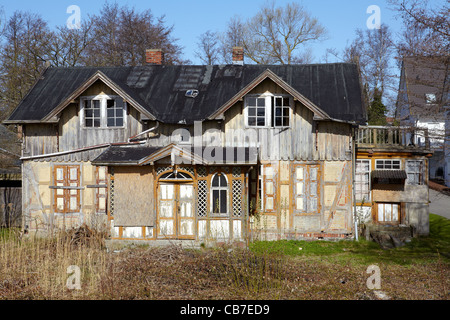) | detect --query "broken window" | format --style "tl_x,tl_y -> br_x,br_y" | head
53,165 -> 81,213
355,160 -> 371,203
106,99 -> 124,127
406,160 -> 424,185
